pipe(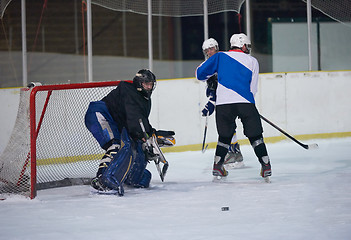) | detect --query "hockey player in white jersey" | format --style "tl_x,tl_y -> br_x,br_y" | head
201,38 -> 244,168
196,33 -> 272,182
